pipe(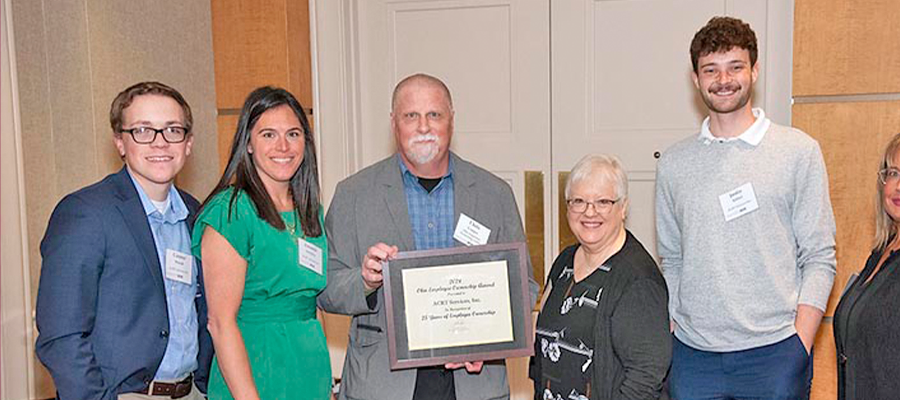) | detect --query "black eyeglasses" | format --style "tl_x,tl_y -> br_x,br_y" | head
120,126 -> 189,144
